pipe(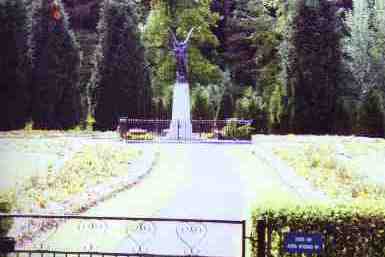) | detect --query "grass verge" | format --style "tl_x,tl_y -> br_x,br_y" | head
273,138 -> 385,200
12,143 -> 141,213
